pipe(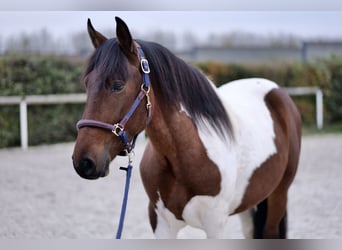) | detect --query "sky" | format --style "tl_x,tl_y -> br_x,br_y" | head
1,0 -> 342,51
1,0 -> 342,10
1,11 -> 342,41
